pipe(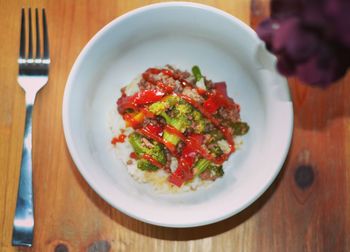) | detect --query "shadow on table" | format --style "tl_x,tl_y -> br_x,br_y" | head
70,148 -> 287,241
